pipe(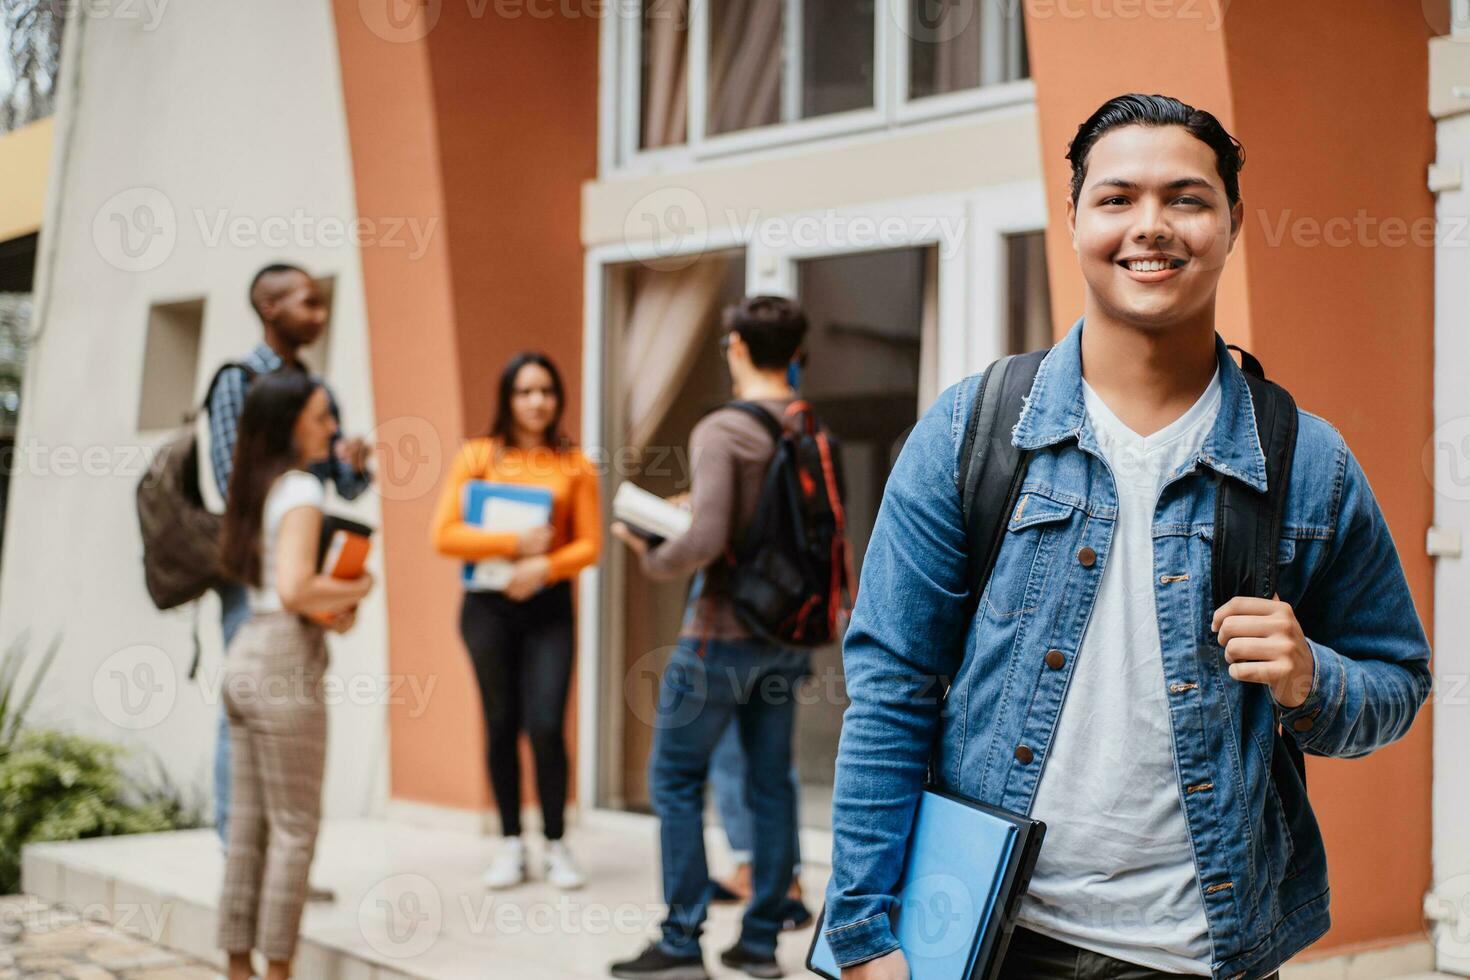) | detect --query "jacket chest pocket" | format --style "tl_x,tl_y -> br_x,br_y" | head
980,490 -> 1080,619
